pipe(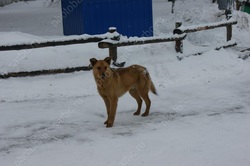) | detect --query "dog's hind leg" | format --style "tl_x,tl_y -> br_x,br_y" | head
129,89 -> 142,115
138,90 -> 151,117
